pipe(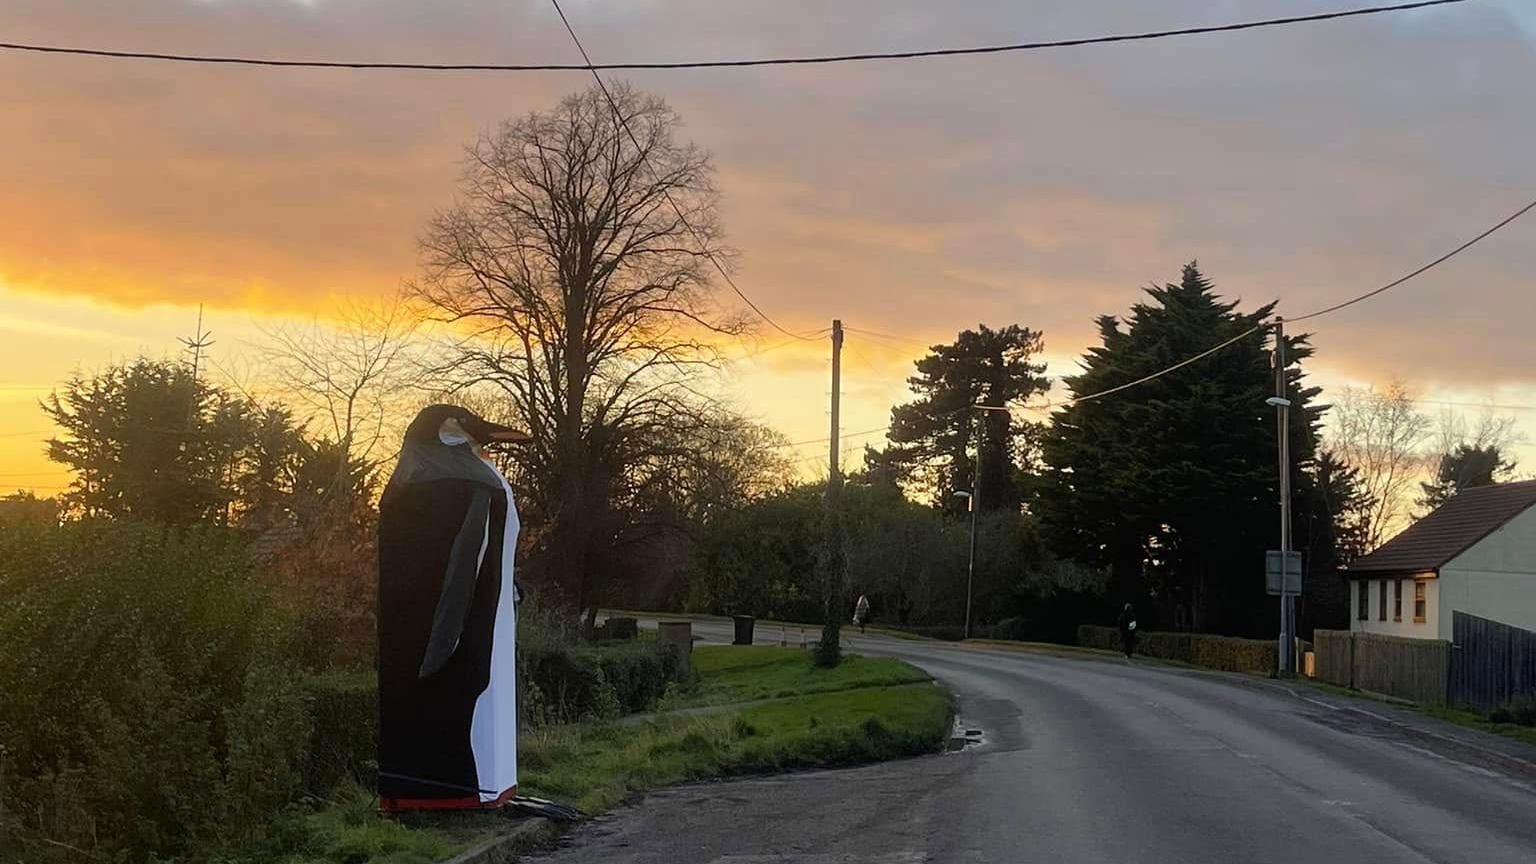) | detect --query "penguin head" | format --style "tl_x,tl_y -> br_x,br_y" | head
404,404 -> 530,448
